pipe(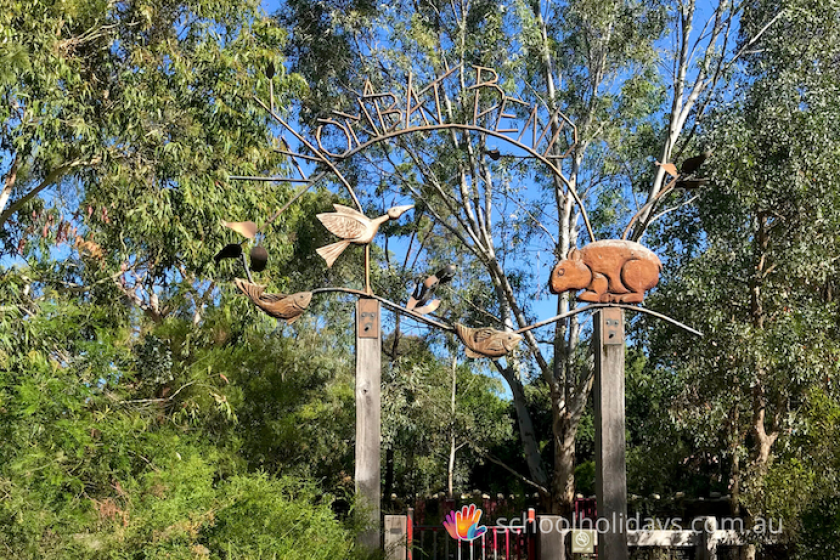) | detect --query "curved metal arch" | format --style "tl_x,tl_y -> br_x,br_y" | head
306,288 -> 701,337
514,302 -> 702,337
241,99 -> 596,243
312,123 -> 596,244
